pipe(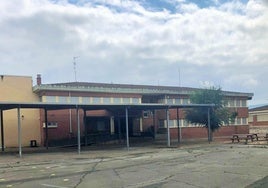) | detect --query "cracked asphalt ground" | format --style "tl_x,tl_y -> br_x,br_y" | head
0,143 -> 267,188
